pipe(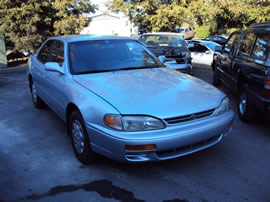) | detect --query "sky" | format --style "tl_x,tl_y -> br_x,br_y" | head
91,0 -> 108,14
89,0 -> 125,17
